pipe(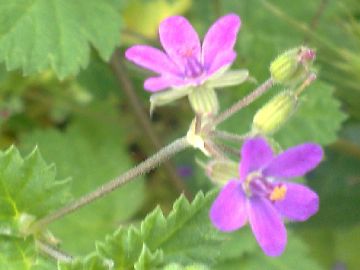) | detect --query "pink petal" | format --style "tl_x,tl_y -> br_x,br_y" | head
125,45 -> 180,75
263,143 -> 323,178
144,75 -> 184,92
210,180 -> 248,232
239,137 -> 274,182
202,14 -> 241,73
248,196 -> 287,256
275,183 -> 319,221
207,51 -> 237,76
159,16 -> 201,70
